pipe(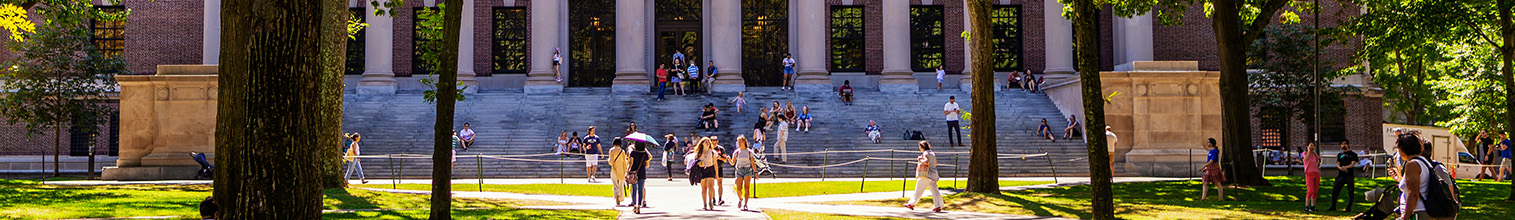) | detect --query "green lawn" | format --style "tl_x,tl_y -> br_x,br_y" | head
355,183 -> 615,197
752,180 -> 1054,198
0,179 -> 615,219
828,176 -> 1515,220
765,209 -> 910,220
